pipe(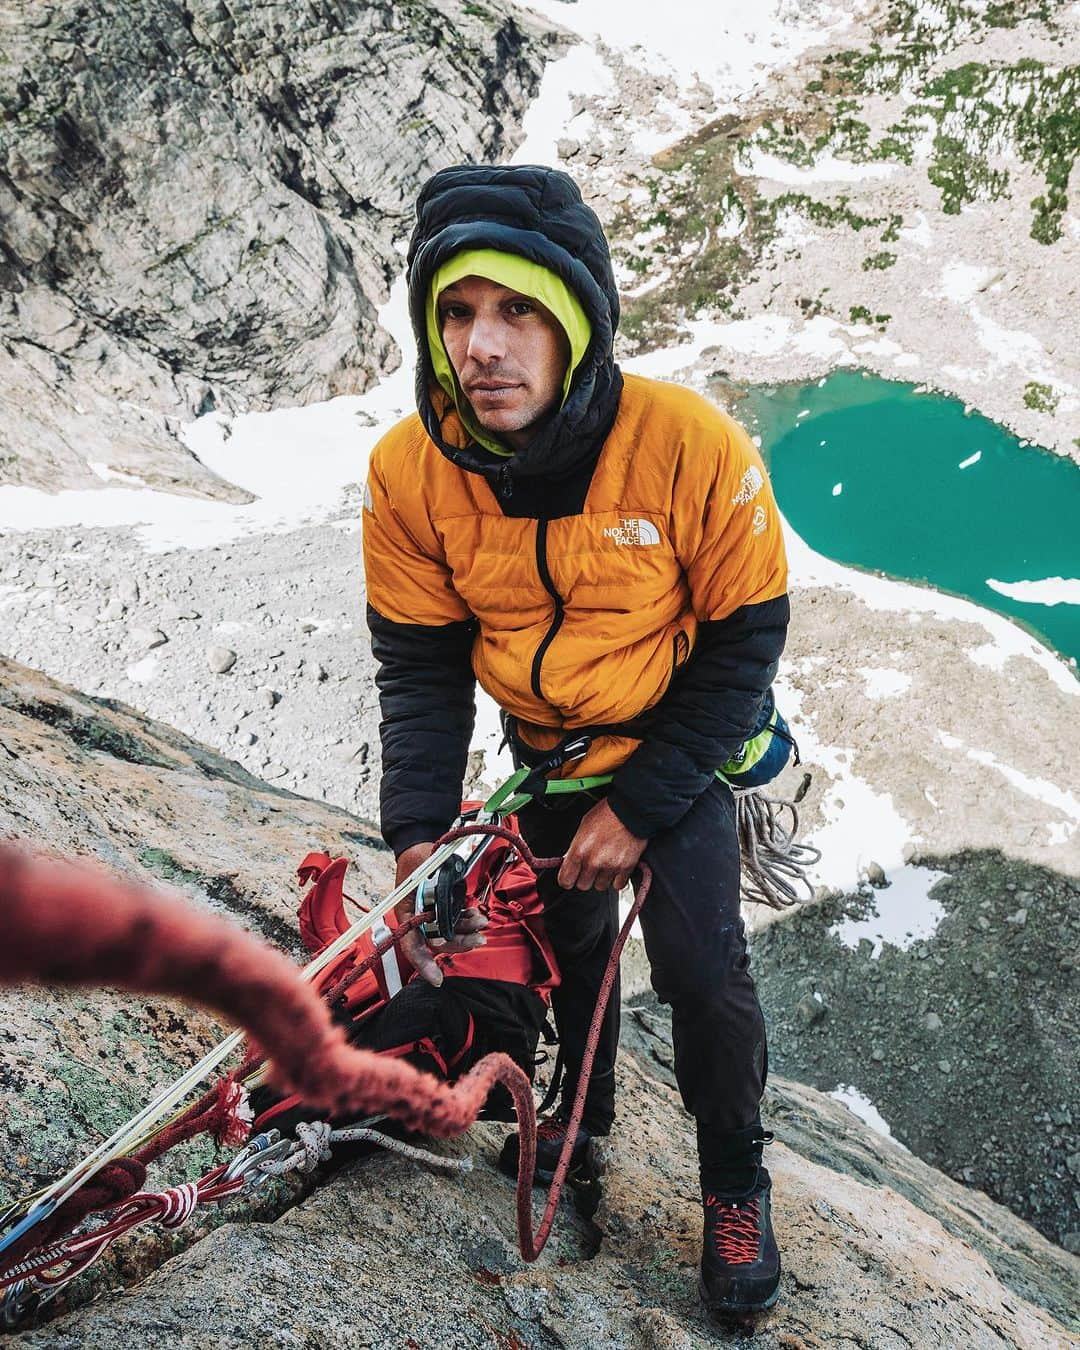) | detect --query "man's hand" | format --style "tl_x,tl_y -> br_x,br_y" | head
392,842 -> 488,987
557,799 -> 647,893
